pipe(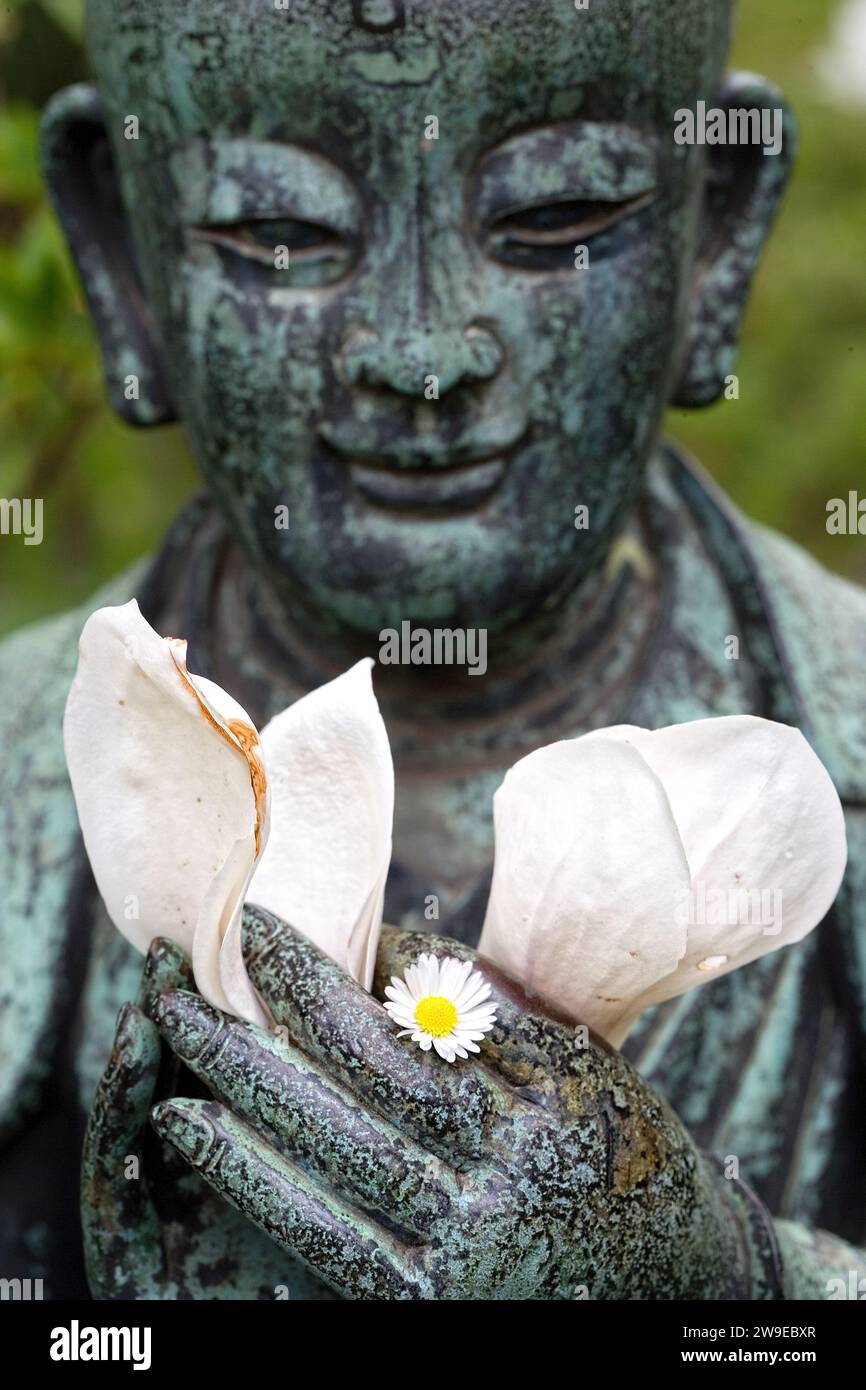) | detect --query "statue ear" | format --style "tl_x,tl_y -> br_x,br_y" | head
40,84 -> 177,426
671,73 -> 796,408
